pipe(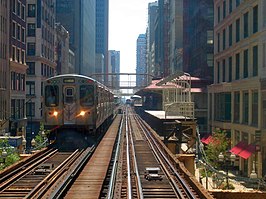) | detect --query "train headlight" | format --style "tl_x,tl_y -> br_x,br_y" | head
79,111 -> 86,117
53,111 -> 59,117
